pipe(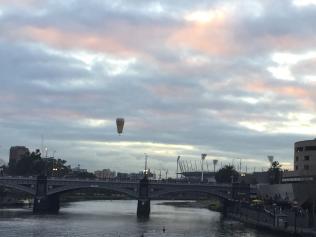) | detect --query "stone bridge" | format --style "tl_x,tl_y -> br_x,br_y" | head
0,176 -> 247,217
